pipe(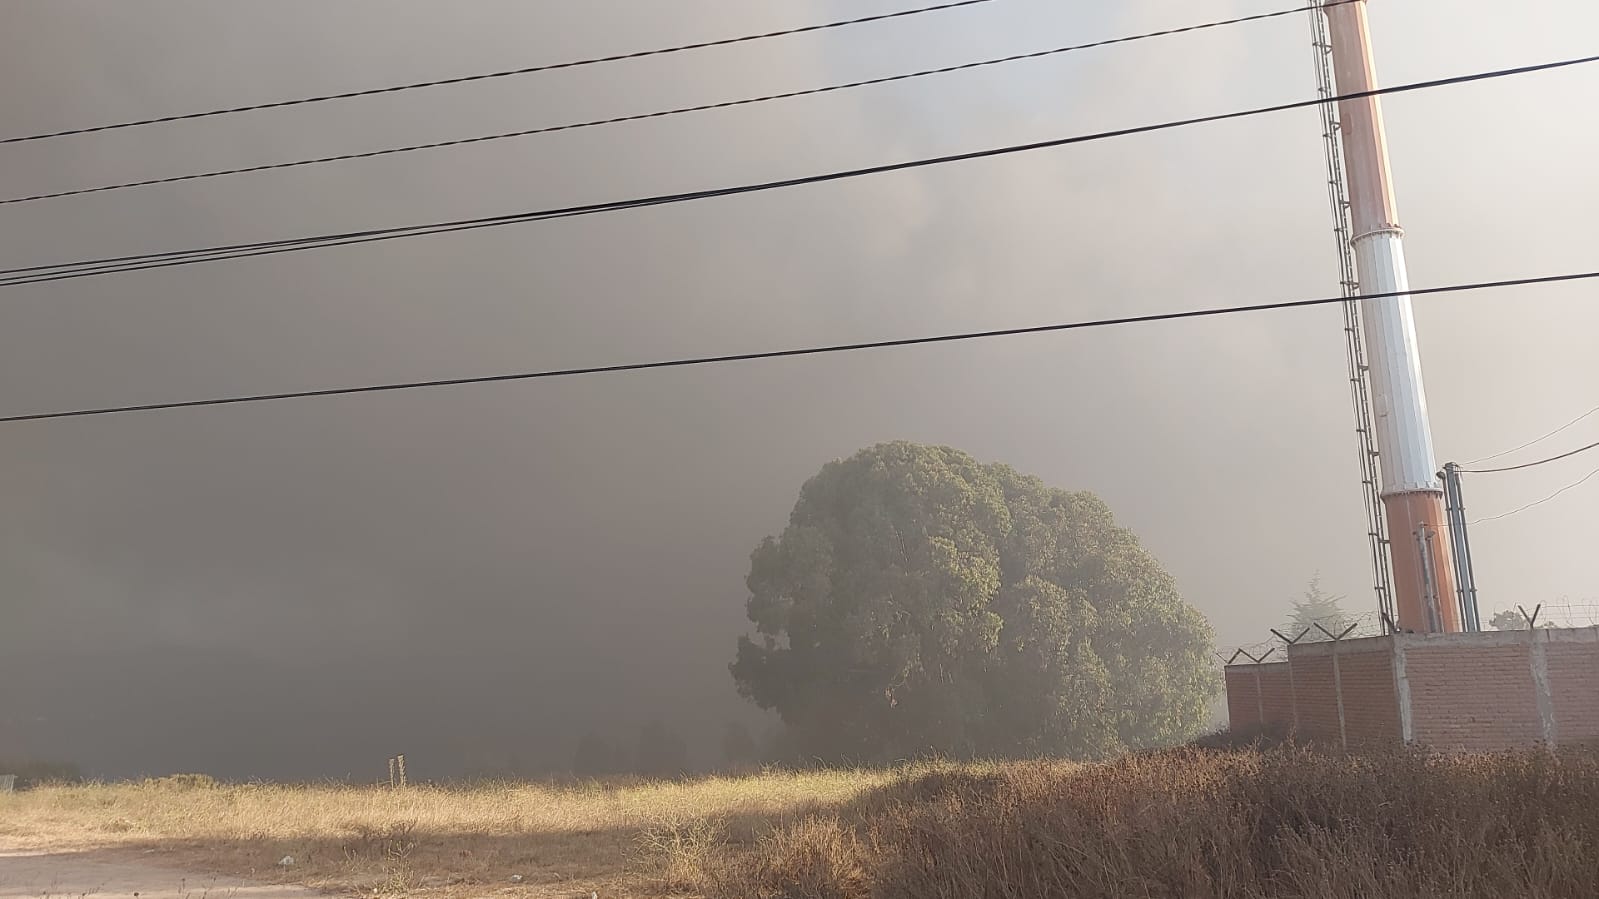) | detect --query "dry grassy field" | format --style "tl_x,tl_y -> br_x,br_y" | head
0,766 -> 902,898
5,747 -> 1599,899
